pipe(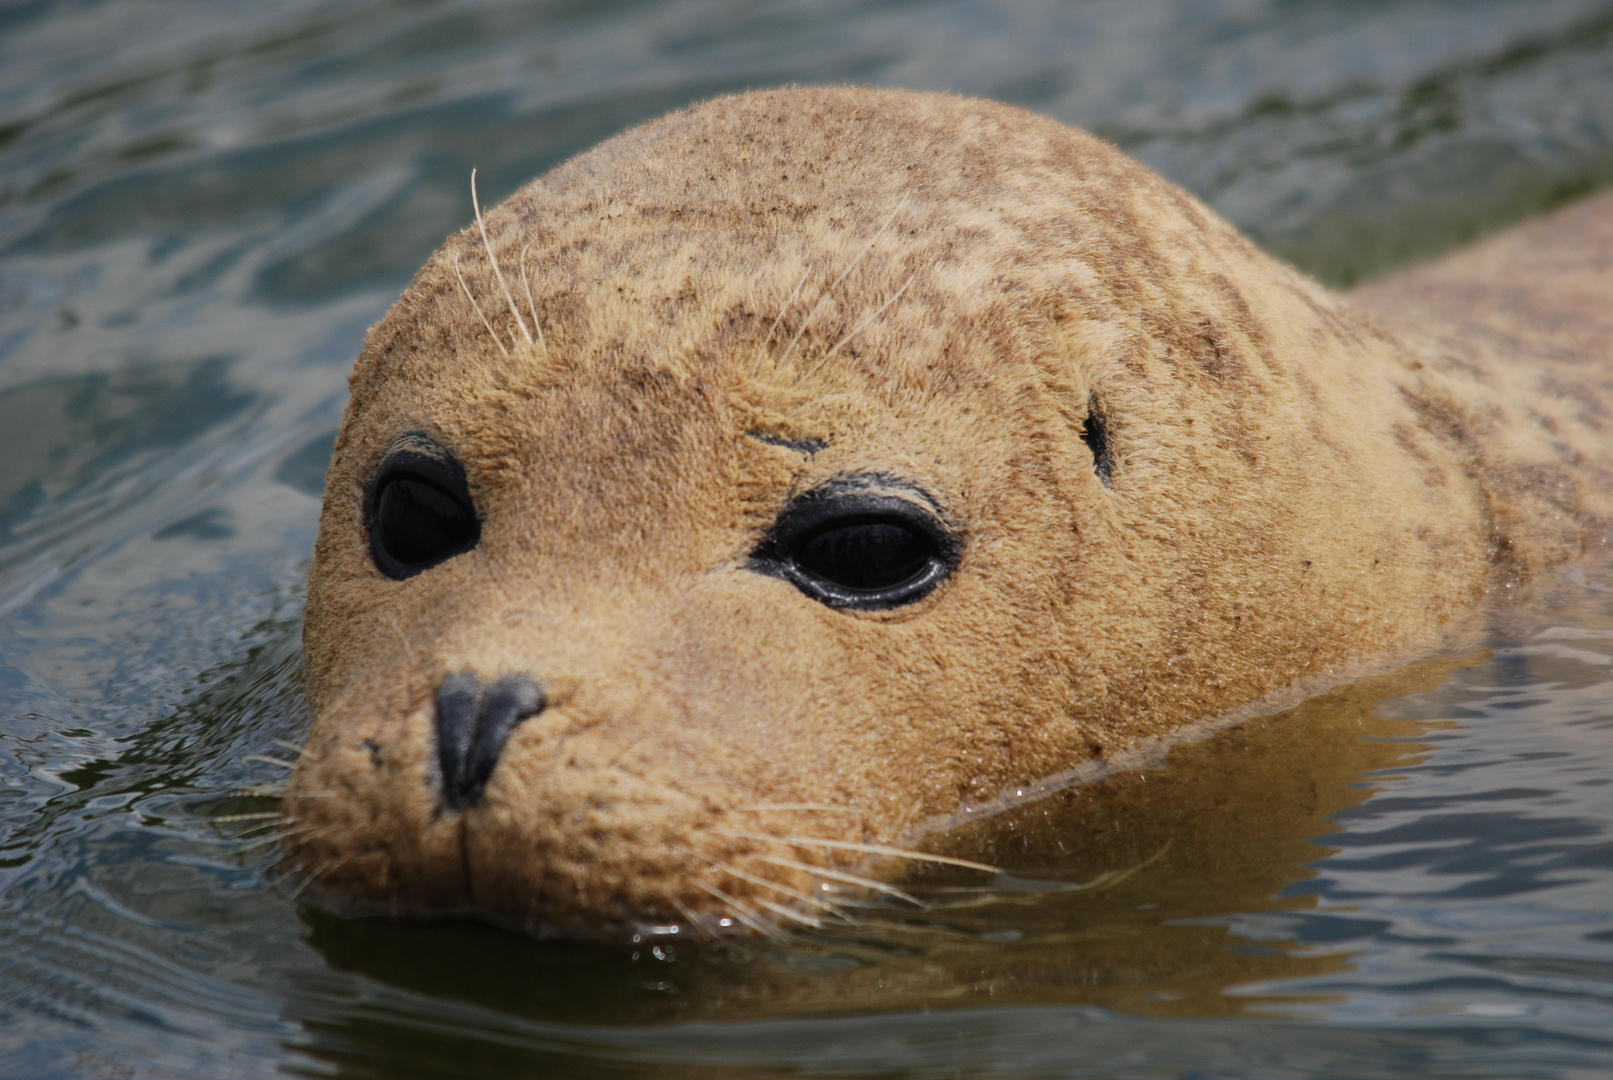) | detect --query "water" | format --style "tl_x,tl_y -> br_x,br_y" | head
3,1 -> 1613,1076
